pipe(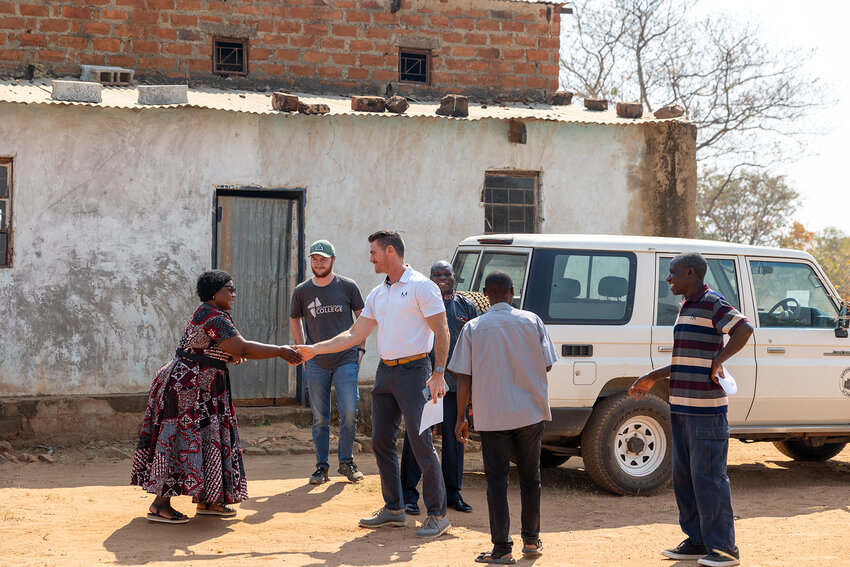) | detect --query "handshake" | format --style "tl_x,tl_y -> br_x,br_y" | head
278,345 -> 320,365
